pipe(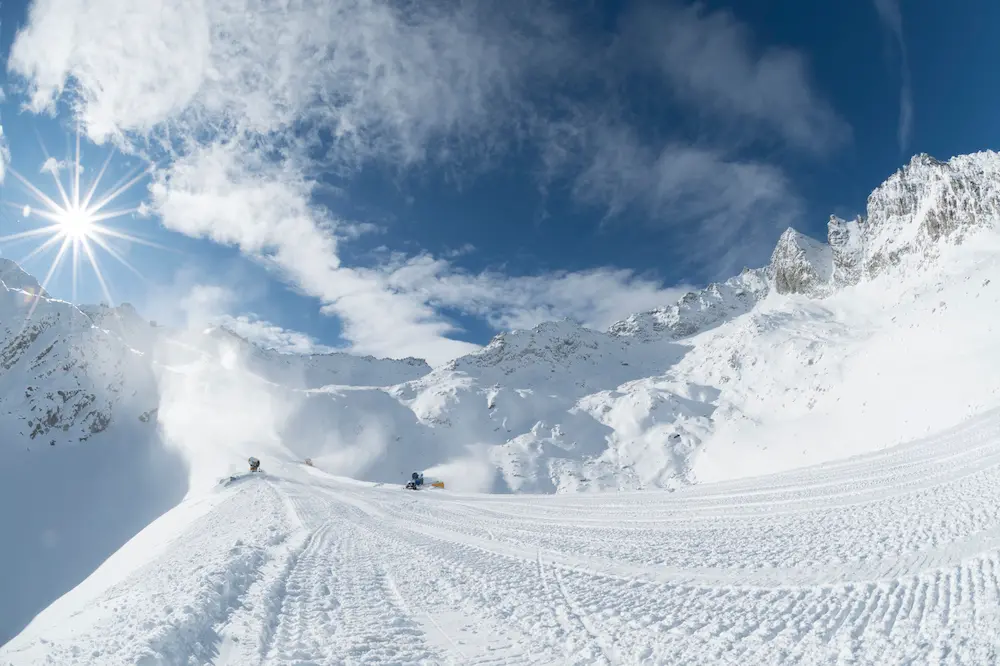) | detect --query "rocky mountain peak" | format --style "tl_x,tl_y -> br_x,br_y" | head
767,228 -> 833,295
771,151 -> 1000,293
0,259 -> 48,298
451,319 -> 604,373
861,150 -> 1000,278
